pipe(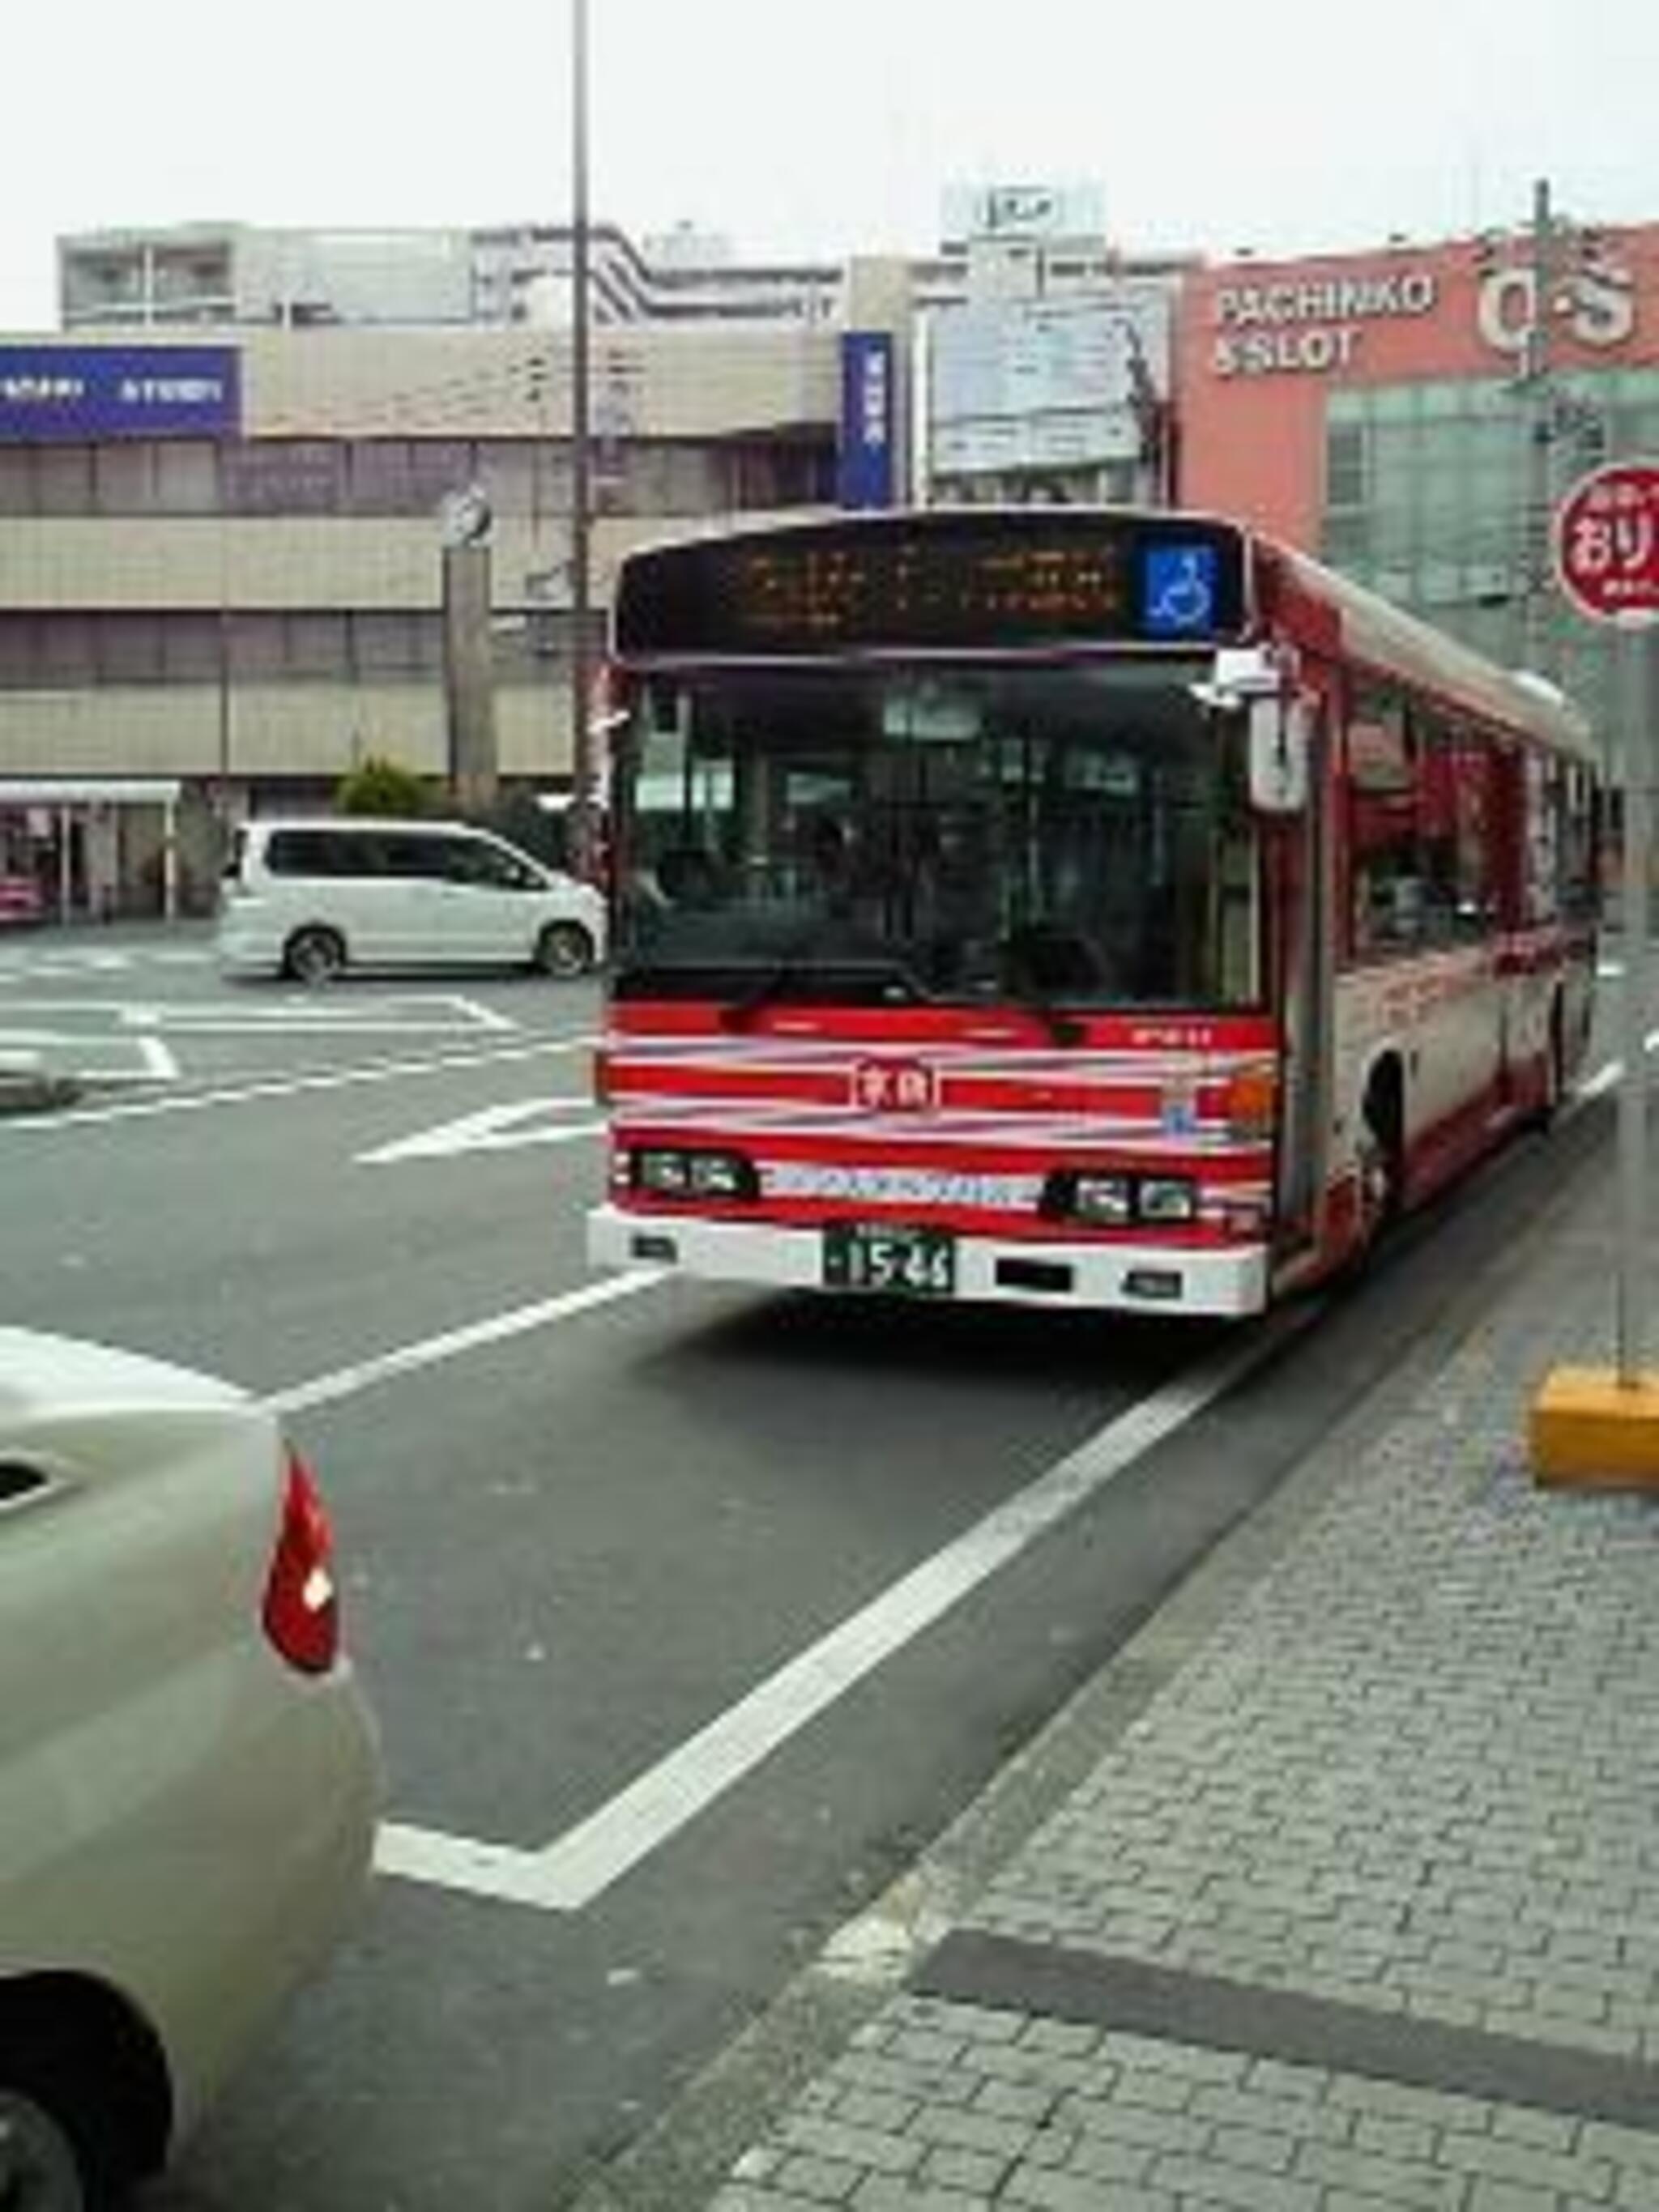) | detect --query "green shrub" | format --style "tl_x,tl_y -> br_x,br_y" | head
335,757 -> 433,818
